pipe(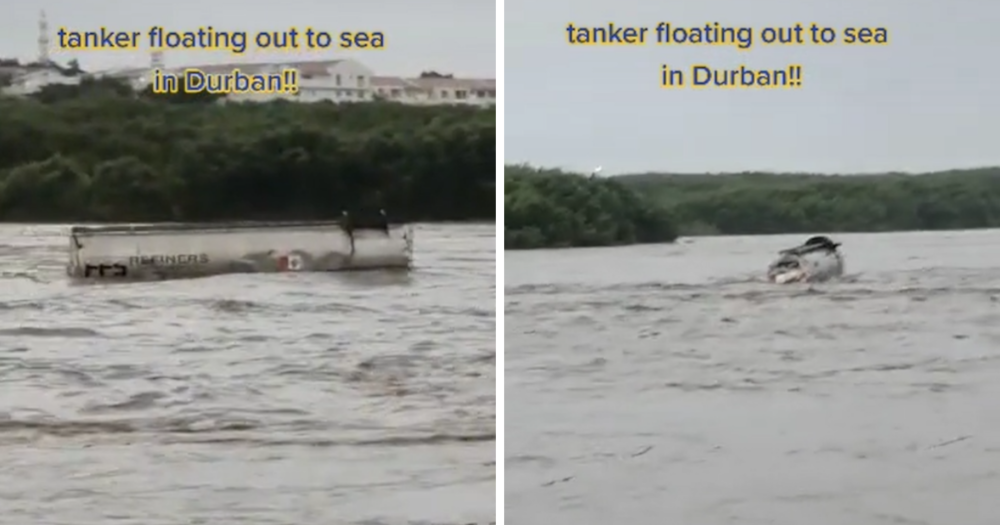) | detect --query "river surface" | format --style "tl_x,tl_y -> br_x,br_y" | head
506,230 -> 1000,525
0,223 -> 495,525
9,226 -> 1000,525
